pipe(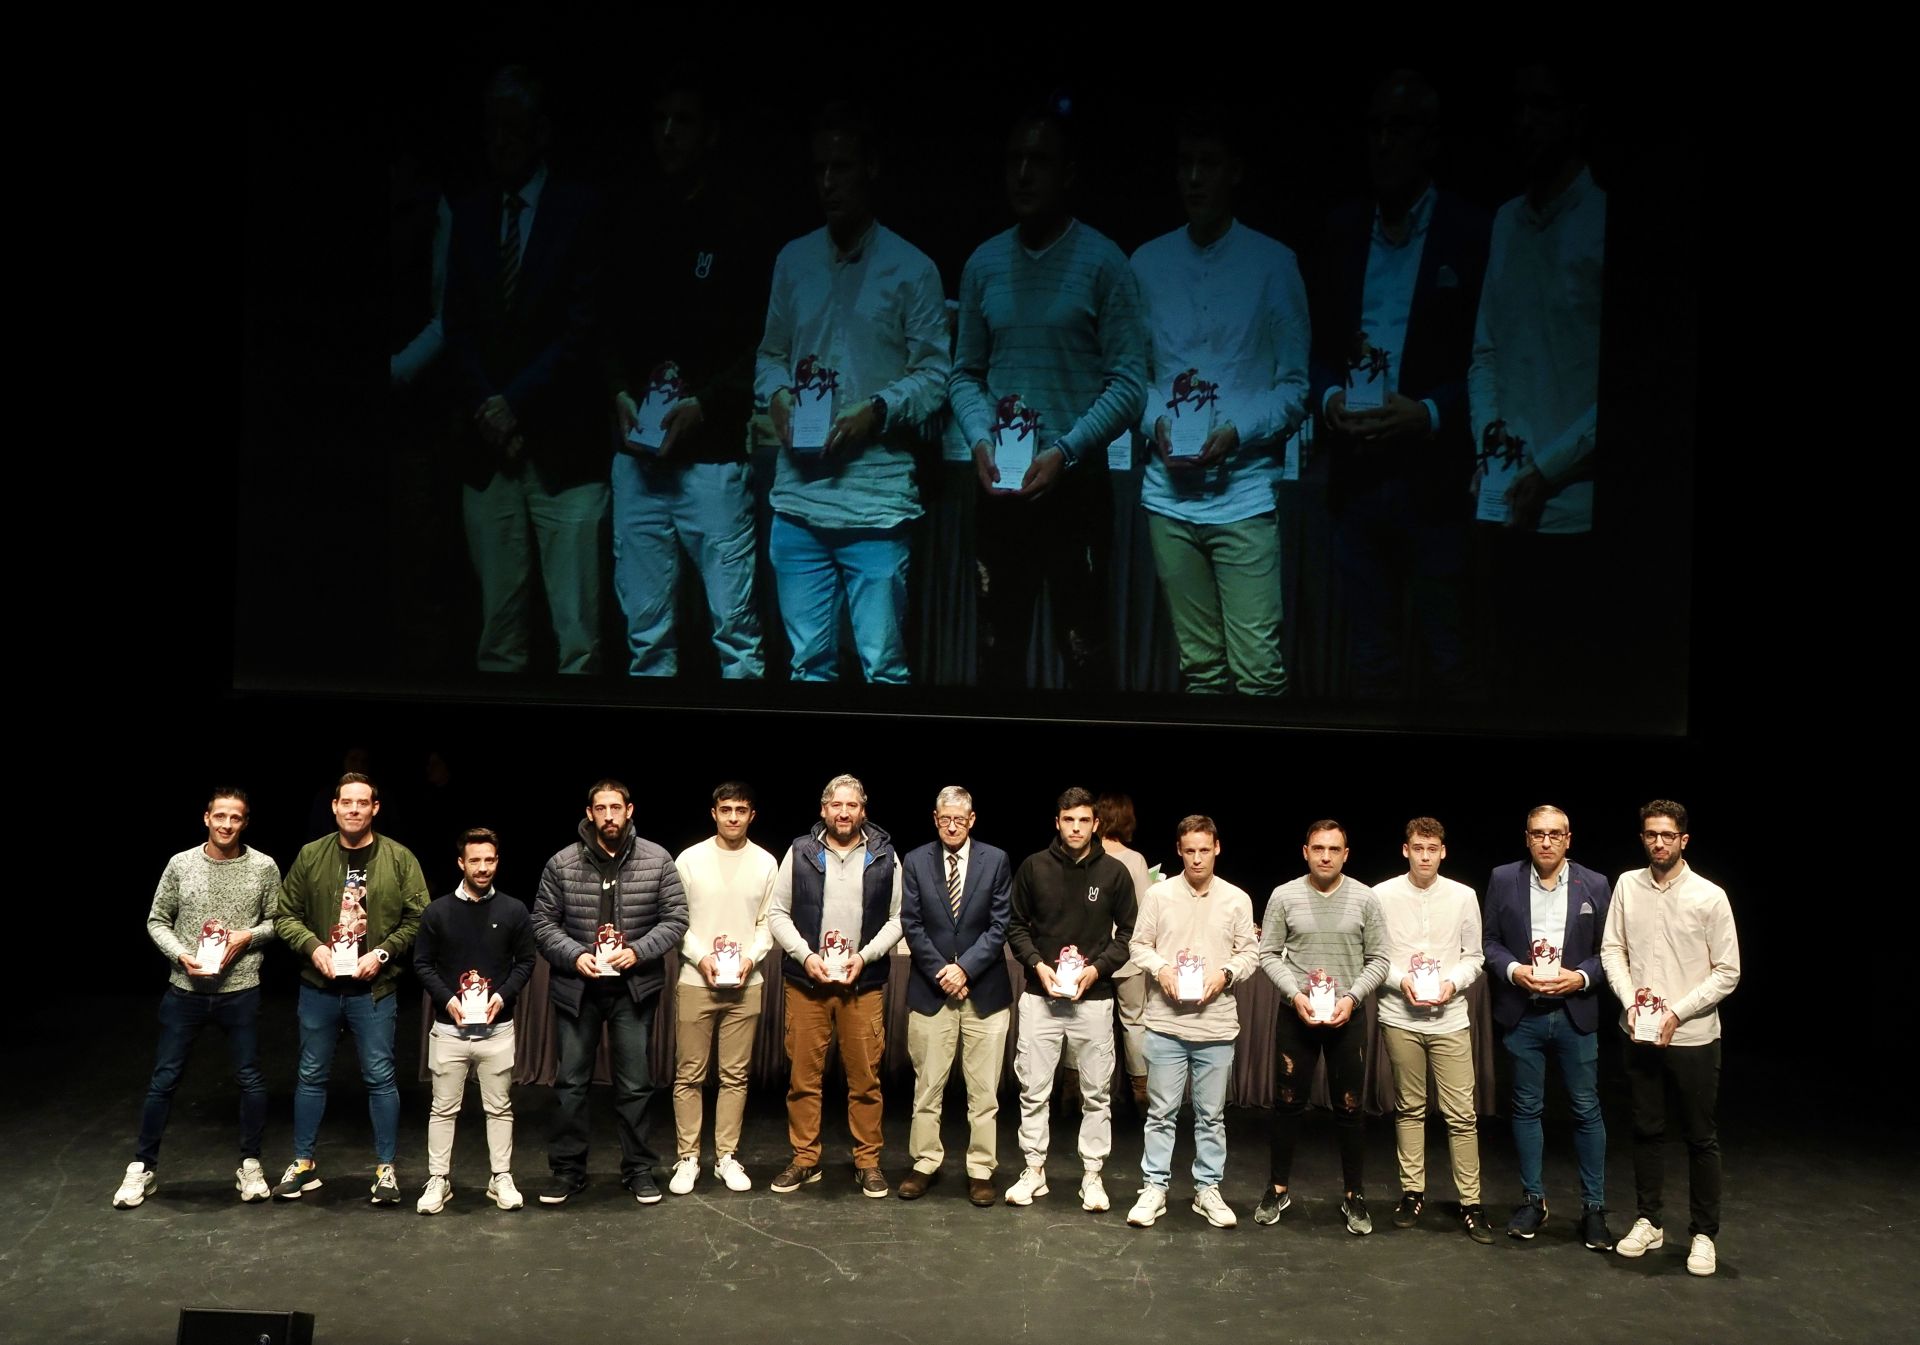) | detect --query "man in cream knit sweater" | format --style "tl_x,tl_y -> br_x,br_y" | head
667,782 -> 777,1196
